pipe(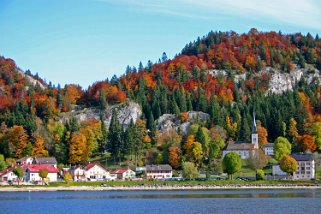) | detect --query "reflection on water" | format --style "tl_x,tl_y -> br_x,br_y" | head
1,189 -> 321,214
0,189 -> 320,200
